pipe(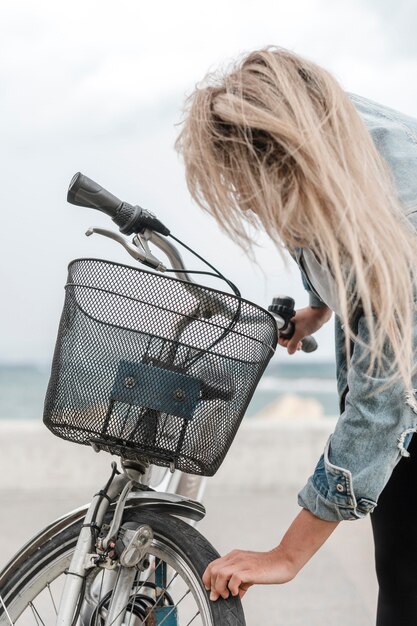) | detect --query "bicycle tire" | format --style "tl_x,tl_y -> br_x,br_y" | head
0,509 -> 245,626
